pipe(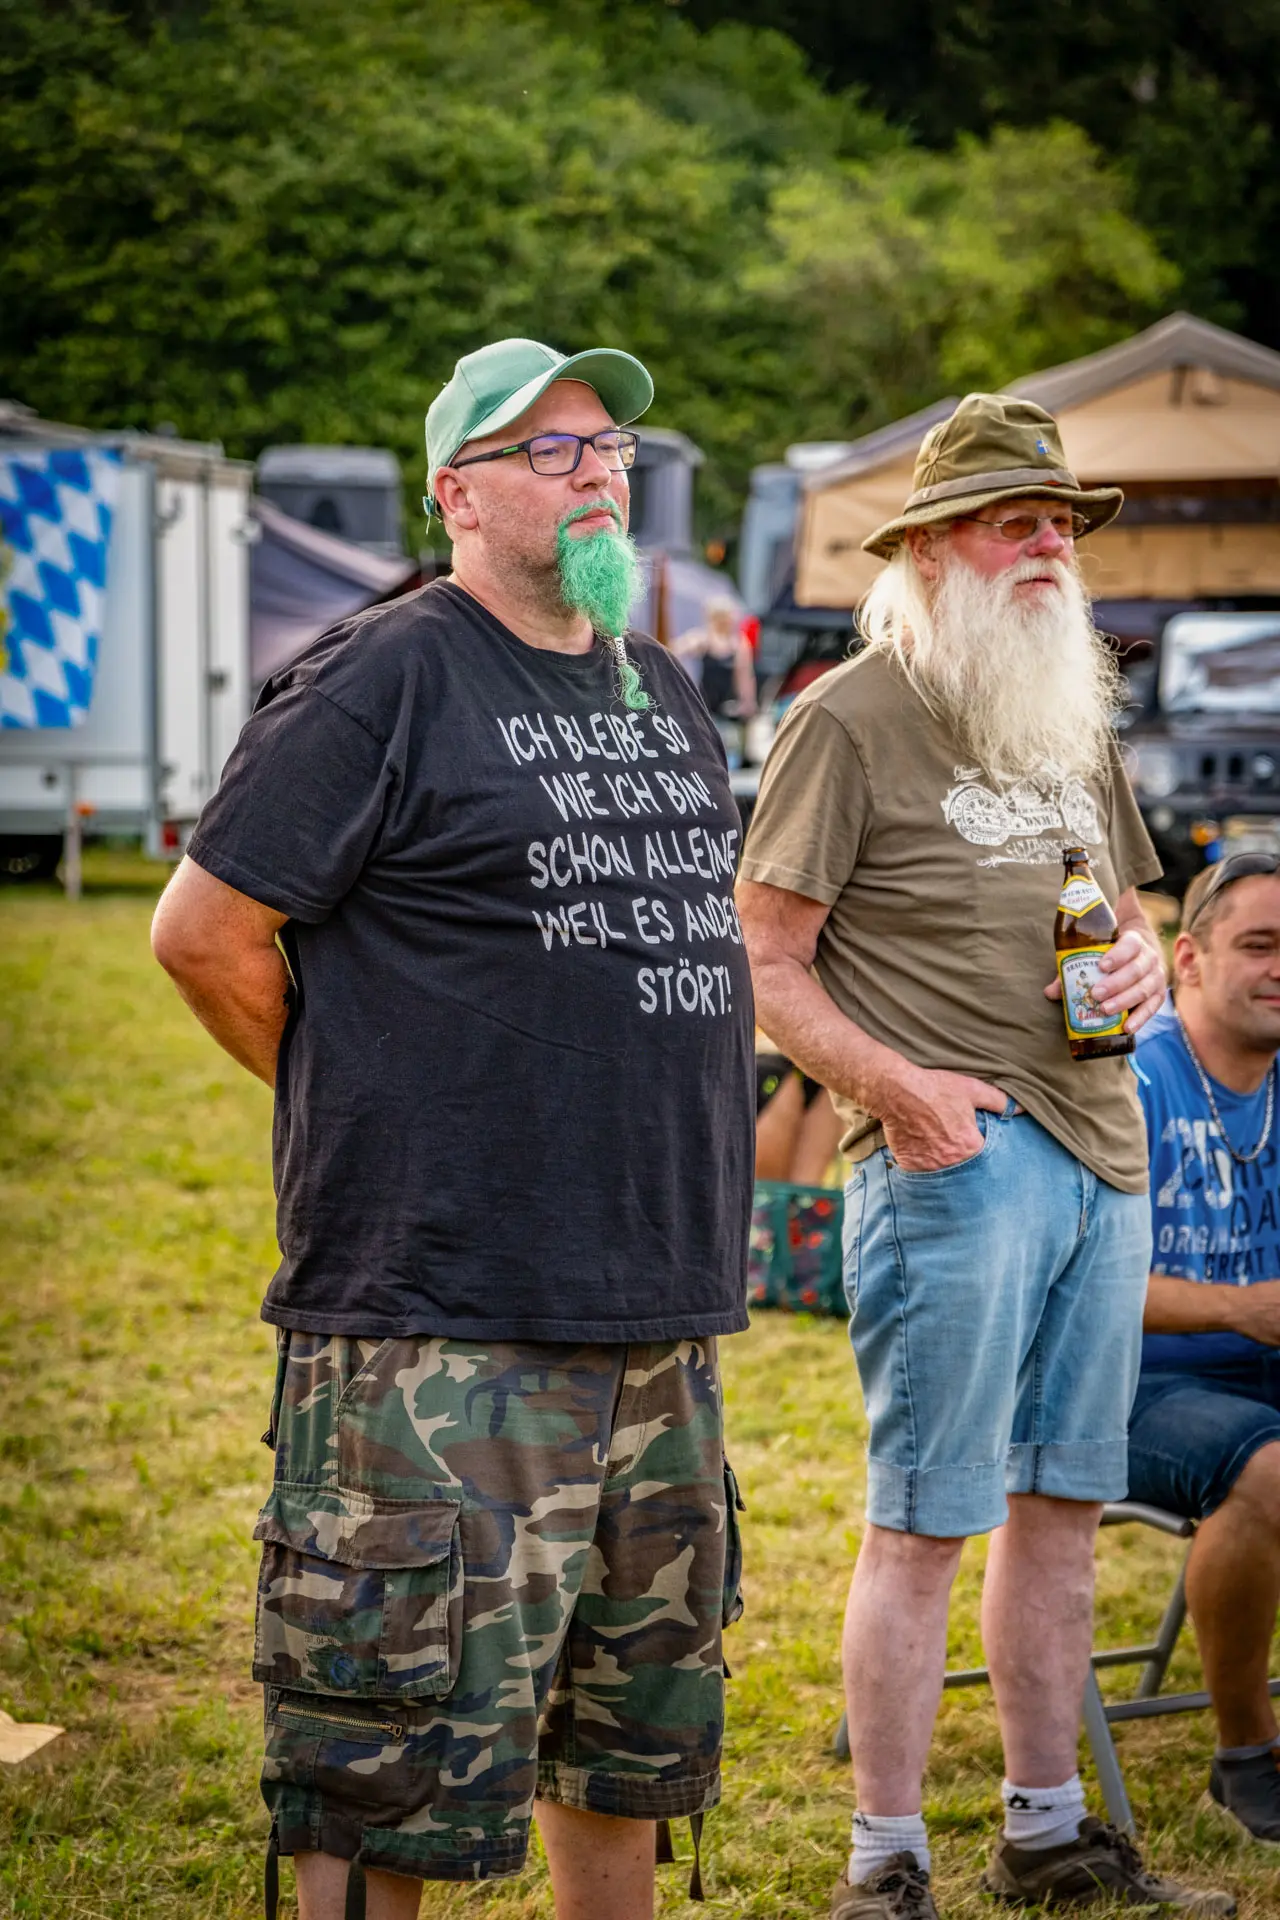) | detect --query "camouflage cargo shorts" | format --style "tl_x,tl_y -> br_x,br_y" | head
254,1331 -> 744,1882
